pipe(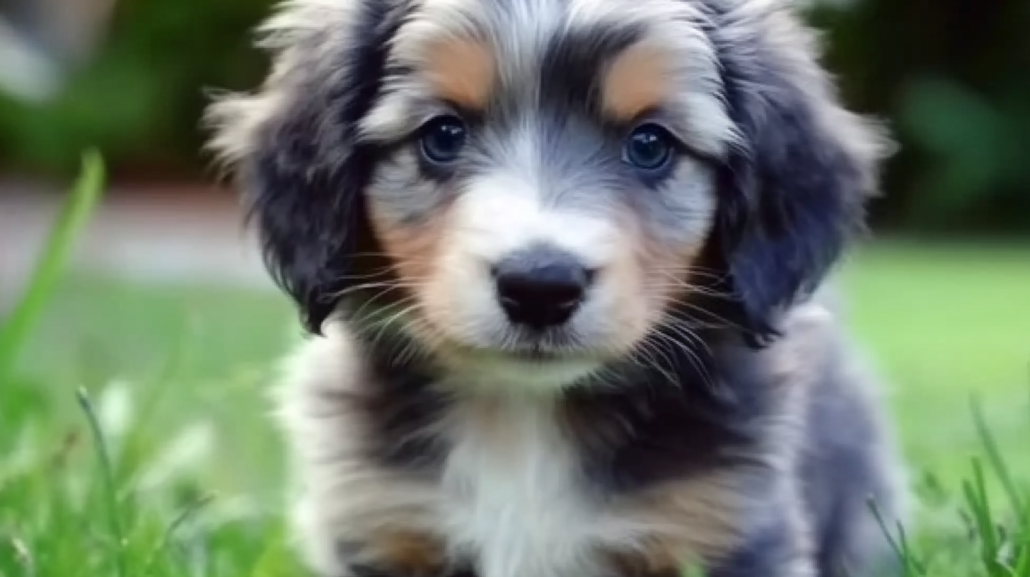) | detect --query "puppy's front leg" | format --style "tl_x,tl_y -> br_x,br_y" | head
291,490 -> 454,577
334,530 -> 453,577
606,515 -> 815,577
610,537 -> 814,577
705,518 -> 817,577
